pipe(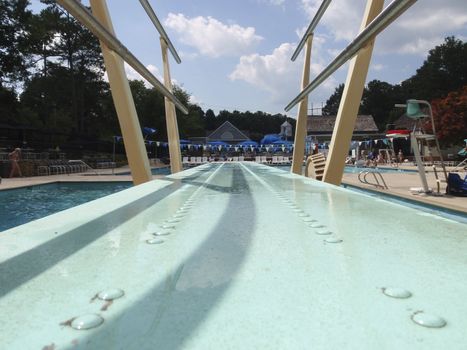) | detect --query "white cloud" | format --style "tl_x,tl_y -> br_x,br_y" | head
229,40 -> 338,111
370,63 -> 384,72
260,0 -> 285,6
300,0 -> 467,56
124,63 -> 164,86
301,0 -> 363,42
164,13 -> 263,58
